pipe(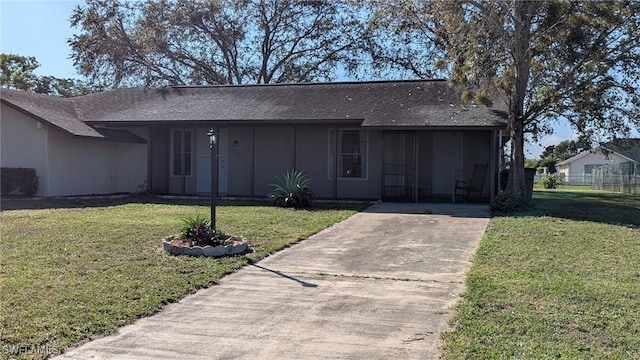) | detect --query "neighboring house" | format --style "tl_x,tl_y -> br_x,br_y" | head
1,80 -> 508,202
556,138 -> 640,184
